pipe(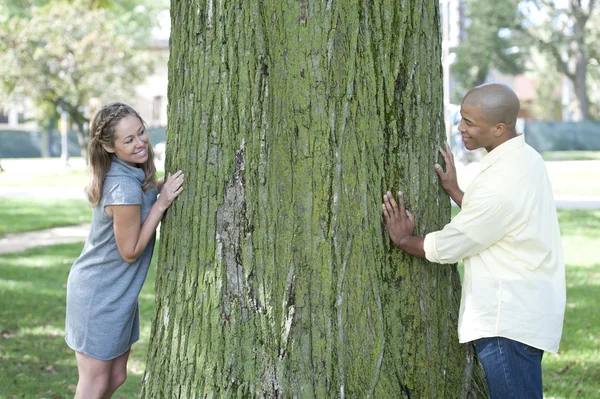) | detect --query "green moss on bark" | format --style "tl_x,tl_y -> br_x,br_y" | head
141,1 -> 488,398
